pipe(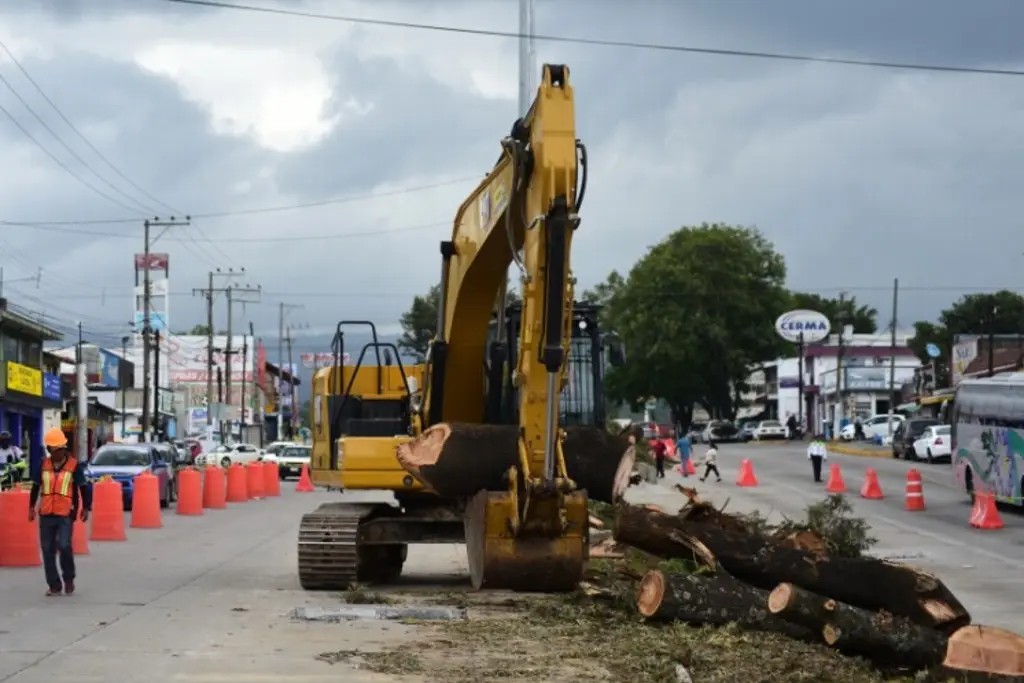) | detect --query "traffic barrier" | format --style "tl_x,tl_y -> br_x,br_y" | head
825,464 -> 846,493
296,463 -> 315,492
735,459 -> 759,487
246,462 -> 265,500
970,491 -> 1004,530
202,466 -> 226,509
859,468 -> 883,499
905,469 -> 925,511
684,459 -> 696,476
90,478 -> 127,541
72,512 -> 89,555
130,472 -> 162,529
262,461 -> 280,497
0,489 -> 41,567
226,464 -> 248,503
176,469 -> 203,516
